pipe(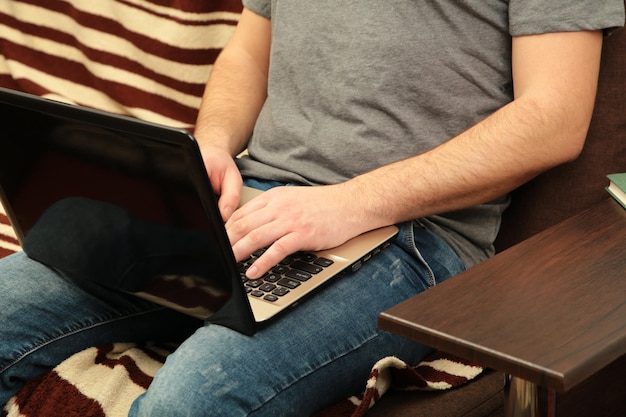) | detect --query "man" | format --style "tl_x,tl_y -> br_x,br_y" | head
1,1 -> 624,416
